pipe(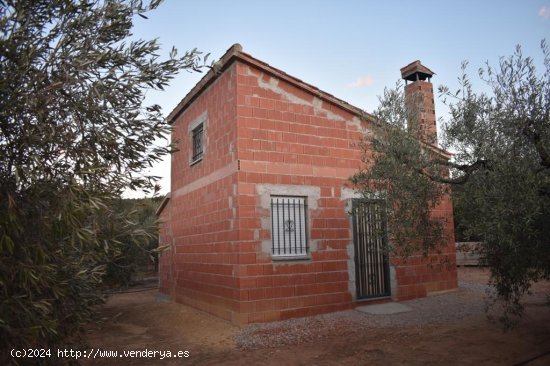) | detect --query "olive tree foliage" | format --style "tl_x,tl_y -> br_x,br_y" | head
0,0 -> 208,354
350,84 -> 450,260
351,42 -> 550,324
103,197 -> 163,288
